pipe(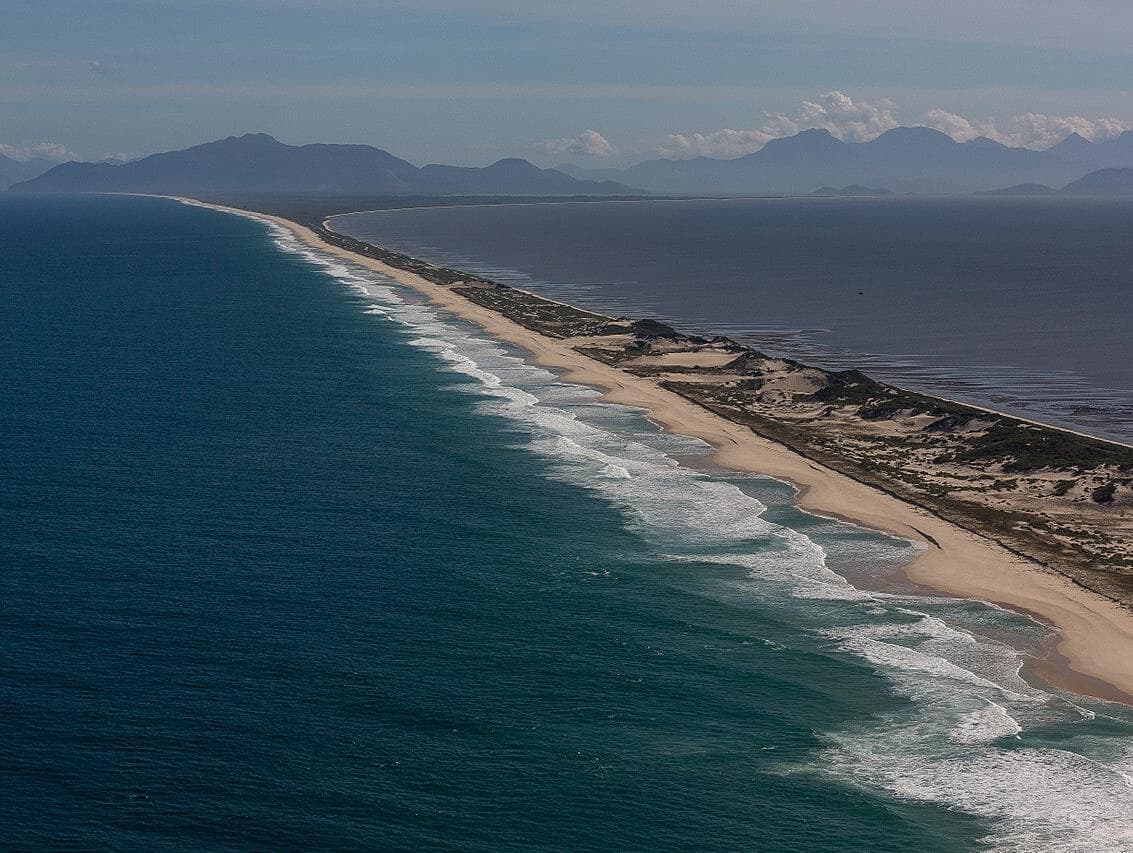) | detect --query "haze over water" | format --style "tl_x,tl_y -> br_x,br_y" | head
5,195 -> 1133,850
336,197 -> 1133,443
